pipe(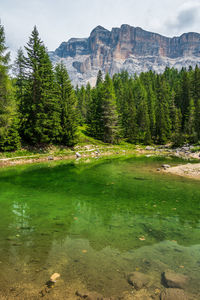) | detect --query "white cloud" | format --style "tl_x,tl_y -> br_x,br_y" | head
0,0 -> 200,62
164,1 -> 200,35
